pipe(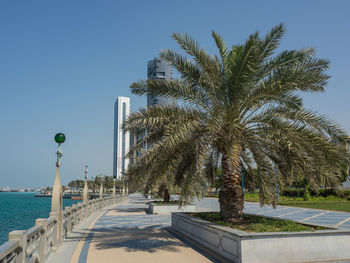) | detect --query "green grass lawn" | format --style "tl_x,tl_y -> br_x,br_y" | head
244,193 -> 350,213
277,200 -> 350,212
190,212 -> 326,232
206,193 -> 350,213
